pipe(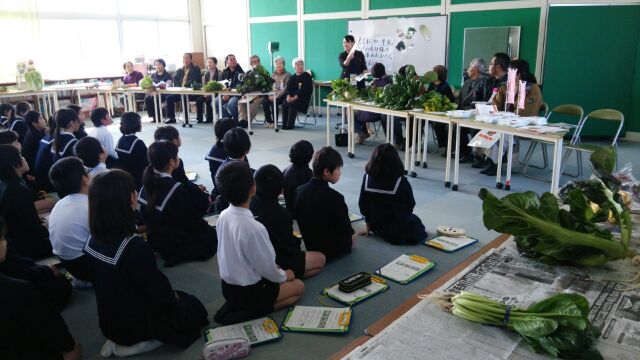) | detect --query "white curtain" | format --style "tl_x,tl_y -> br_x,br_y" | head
0,0 -> 40,83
